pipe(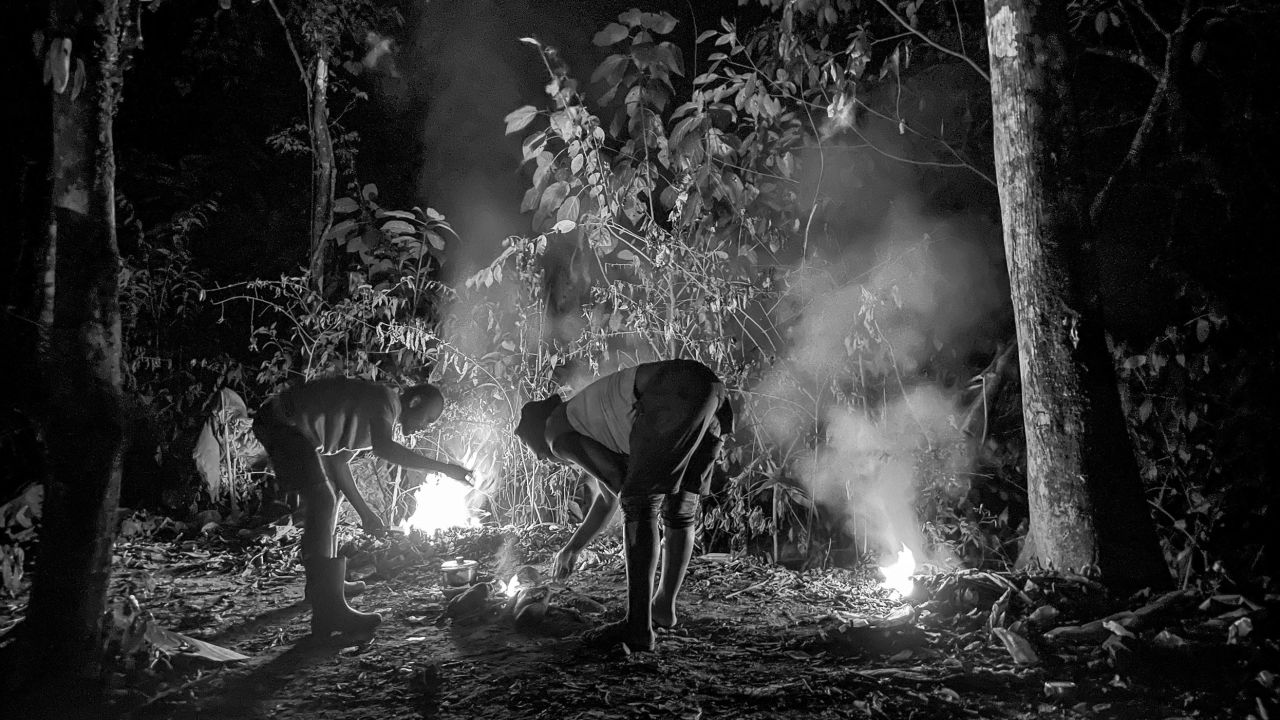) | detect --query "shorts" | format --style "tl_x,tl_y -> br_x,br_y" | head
252,401 -> 327,491
623,360 -> 728,498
